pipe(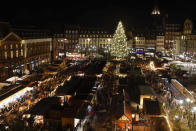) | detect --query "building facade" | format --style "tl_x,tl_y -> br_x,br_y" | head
53,34 -> 68,59
156,34 -> 165,52
78,29 -> 113,54
164,23 -> 182,50
145,33 -> 156,52
134,34 -> 146,53
0,32 -> 24,81
0,26 -> 52,82
179,19 -> 196,58
64,25 -> 80,53
22,38 -> 52,73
